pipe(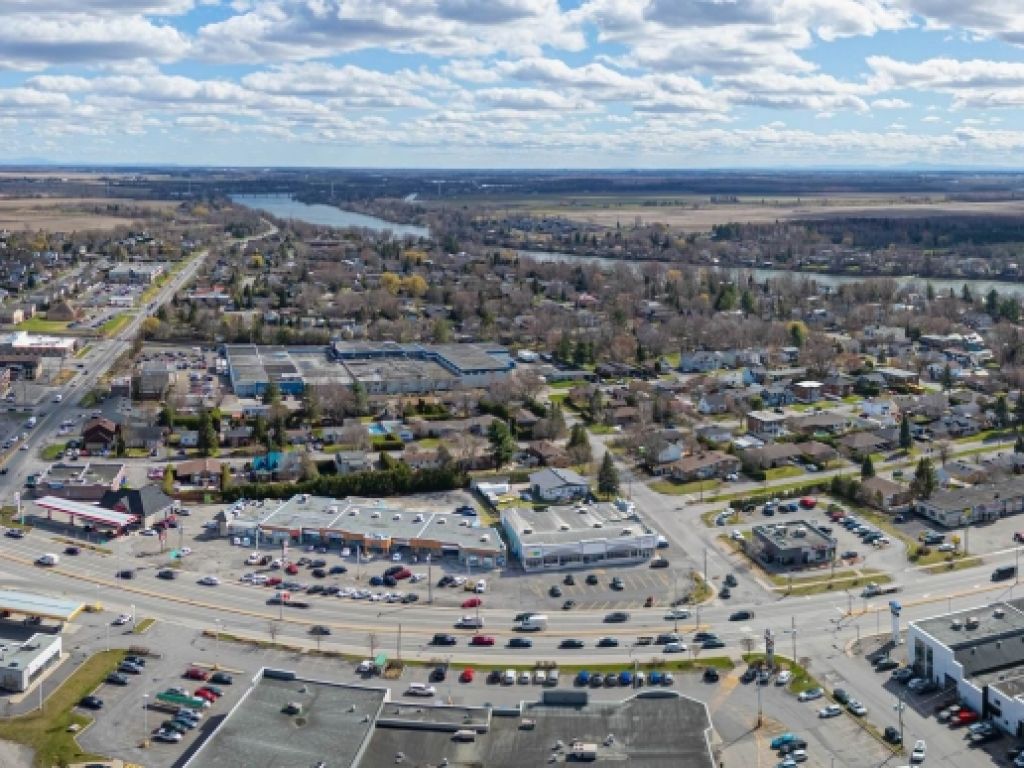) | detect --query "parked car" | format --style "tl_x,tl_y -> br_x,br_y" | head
79,695 -> 103,710
819,705 -> 842,718
184,668 -> 209,681
797,687 -> 823,701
